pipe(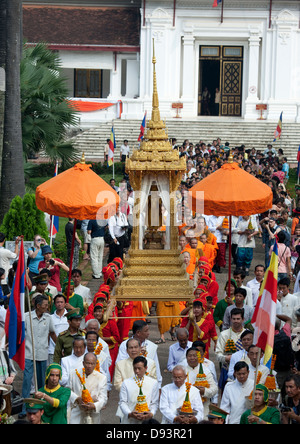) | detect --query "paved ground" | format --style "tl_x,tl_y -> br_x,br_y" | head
13,238 -> 266,423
